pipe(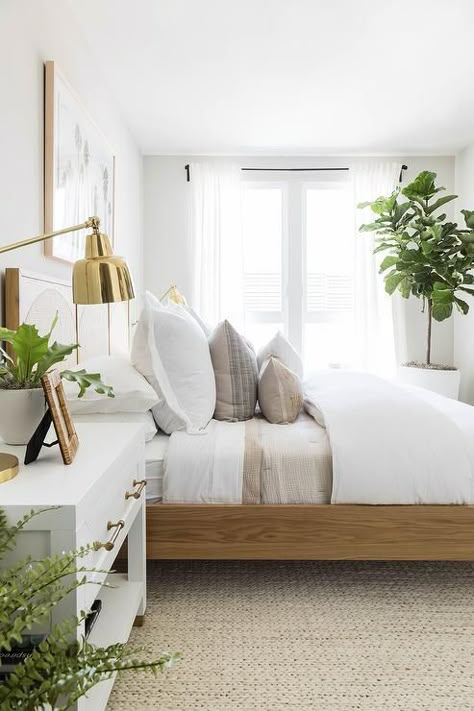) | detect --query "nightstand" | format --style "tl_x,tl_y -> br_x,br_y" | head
0,422 -> 146,711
